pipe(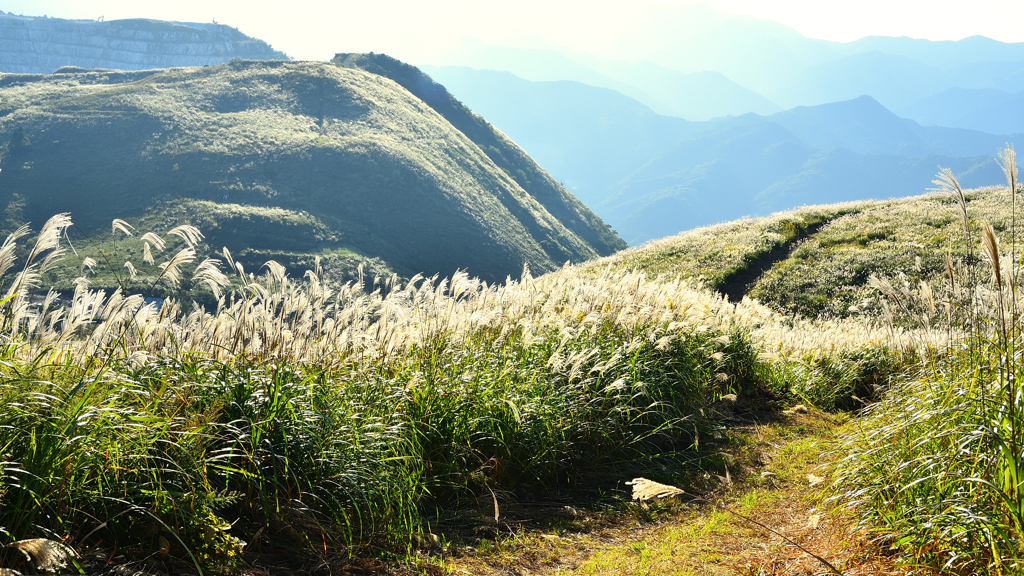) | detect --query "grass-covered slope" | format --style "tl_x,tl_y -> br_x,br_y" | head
0,58 -> 622,284
595,184 -> 1015,320
333,53 -> 626,257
